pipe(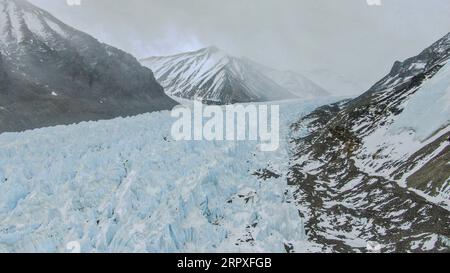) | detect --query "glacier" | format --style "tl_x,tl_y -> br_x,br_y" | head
0,98 -> 339,253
